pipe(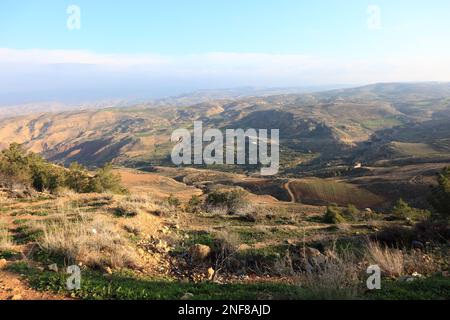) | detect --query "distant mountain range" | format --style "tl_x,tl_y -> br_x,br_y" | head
0,82 -> 449,175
